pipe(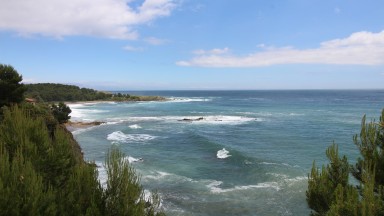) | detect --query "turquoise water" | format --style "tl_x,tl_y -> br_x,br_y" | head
69,90 -> 384,216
